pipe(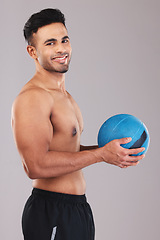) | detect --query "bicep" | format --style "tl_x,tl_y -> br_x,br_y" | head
12,92 -> 53,164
